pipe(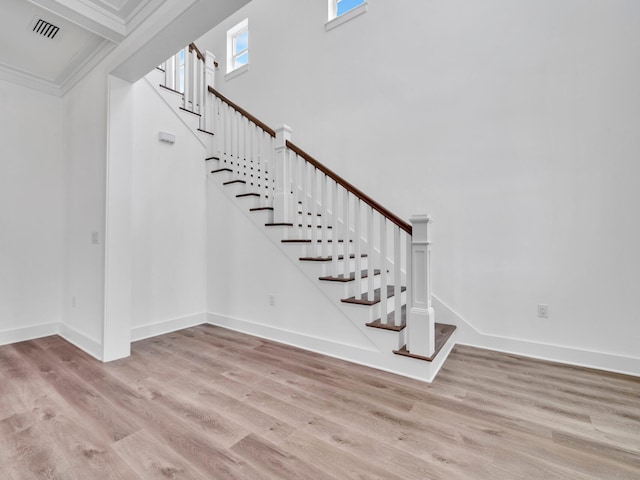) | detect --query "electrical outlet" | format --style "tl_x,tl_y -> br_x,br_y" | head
269,294 -> 275,306
537,304 -> 549,318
